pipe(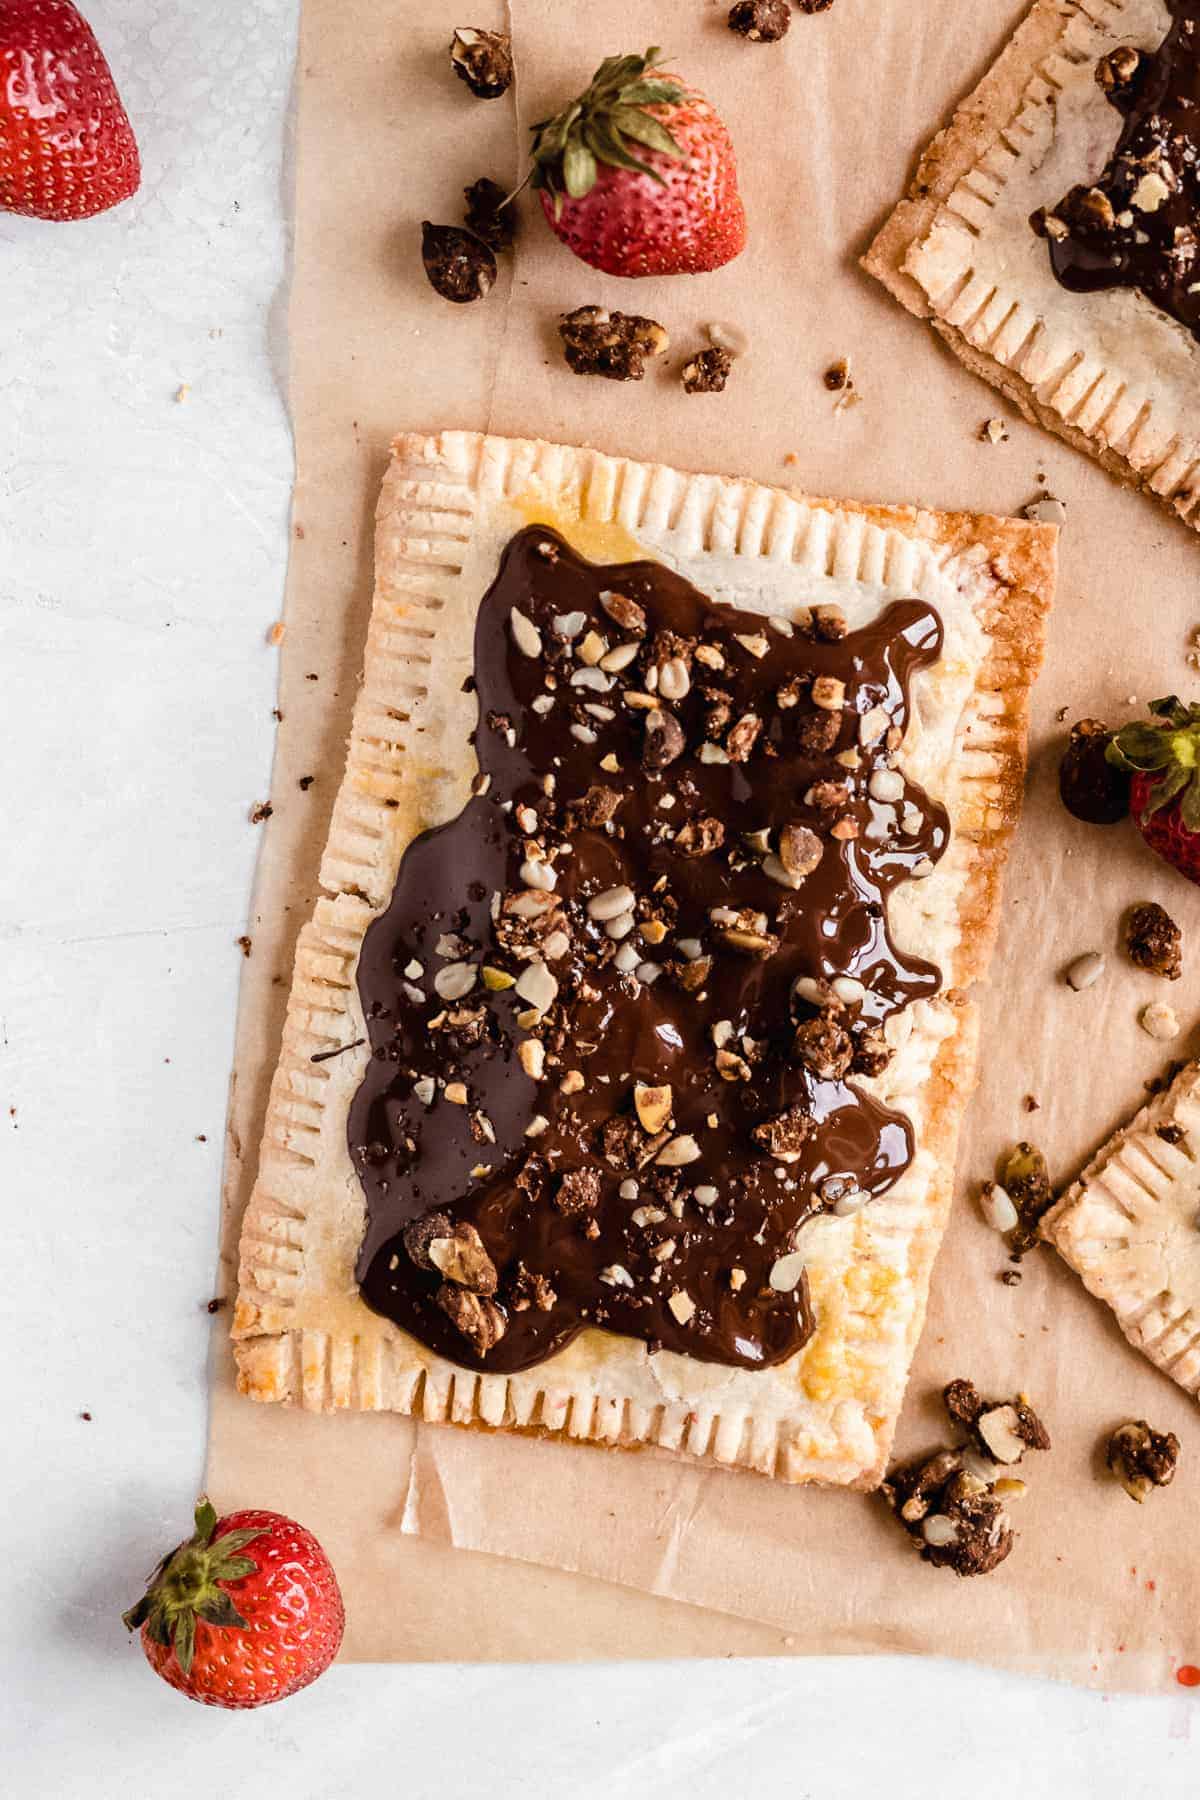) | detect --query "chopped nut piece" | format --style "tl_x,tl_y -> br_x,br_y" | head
435,1282 -> 507,1354
509,607 -> 542,657
675,815 -> 726,857
421,222 -> 496,304
599,589 -> 647,635
980,416 -> 1009,444
553,1167 -> 602,1215
811,604 -> 847,641
656,1134 -> 702,1167
725,712 -> 762,762
1141,1001 -> 1181,1041
811,676 -> 845,711
778,822 -> 824,878
403,1210 -> 457,1271
559,305 -> 669,381
1095,44 -> 1141,97
728,1267 -> 747,1291
444,1081 -> 469,1106
943,1378 -> 1051,1464
979,1181 -> 1019,1234
517,1038 -> 546,1081
768,1250 -> 806,1292
1126,902 -> 1182,980
715,1046 -> 753,1082
792,1014 -> 853,1079
1106,1420 -> 1181,1503
509,1263 -> 557,1313
667,1289 -> 697,1325
751,1104 -> 815,1161
670,954 -> 713,994
1064,950 -> 1105,992
718,926 -> 780,958
681,345 -> 735,391
643,708 -> 686,769
634,1082 -> 674,1135
427,1220 -> 499,1294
